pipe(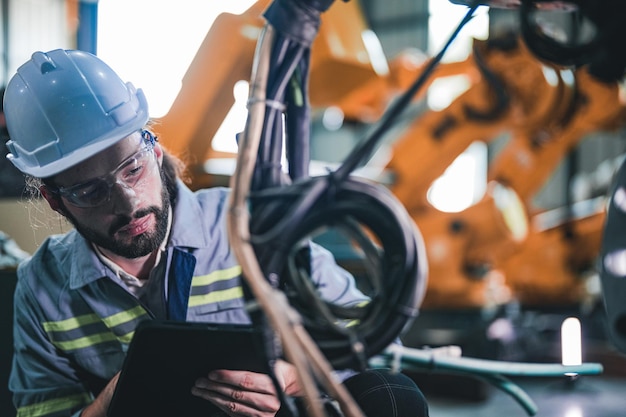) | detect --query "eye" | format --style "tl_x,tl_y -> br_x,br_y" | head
120,158 -> 145,180
71,180 -> 109,203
